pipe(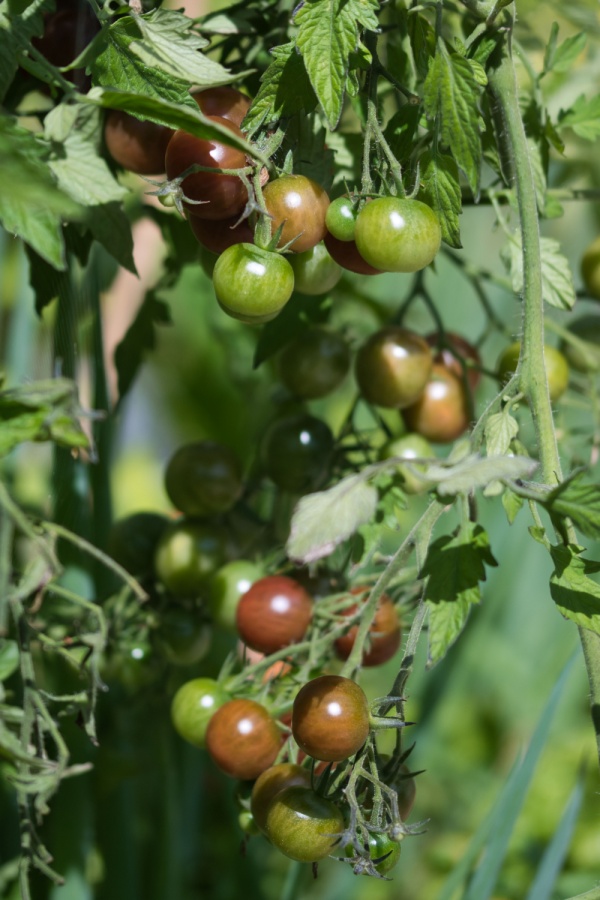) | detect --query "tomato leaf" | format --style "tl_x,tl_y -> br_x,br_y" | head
558,93 -> 600,142
287,473 -> 378,563
114,291 -> 172,406
0,0 -> 45,101
85,202 -> 136,274
502,233 -> 576,311
0,378 -> 89,456
243,43 -> 317,135
501,487 -> 523,524
549,544 -> 600,635
424,454 -> 537,496
484,411 -> 519,457
543,26 -> 587,76
294,0 -> 379,129
384,105 -> 422,166
419,149 -> 462,249
542,474 -> 600,541
423,523 -> 497,666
